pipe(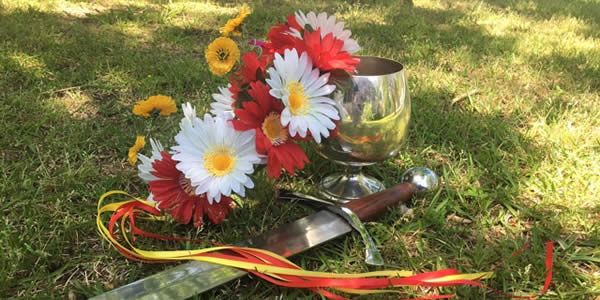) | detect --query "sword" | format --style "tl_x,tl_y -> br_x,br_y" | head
91,167 -> 438,300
